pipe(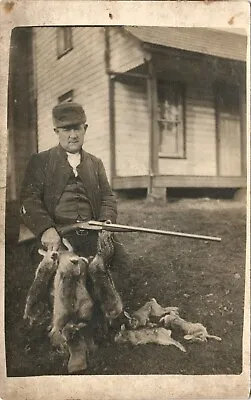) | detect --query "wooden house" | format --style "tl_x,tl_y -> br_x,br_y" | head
7,26 -> 247,211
